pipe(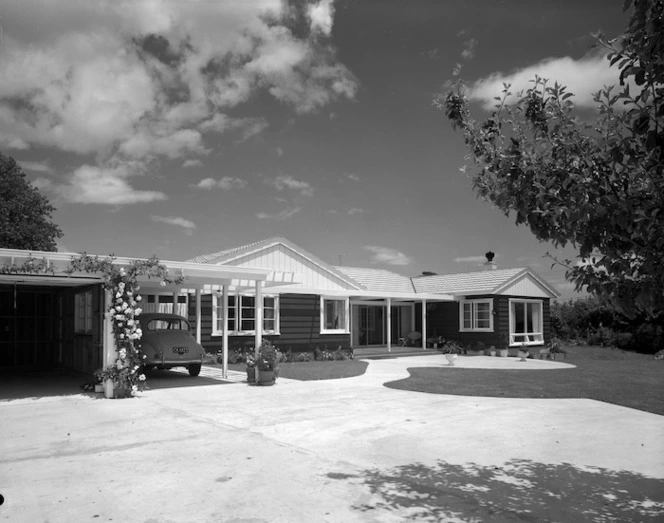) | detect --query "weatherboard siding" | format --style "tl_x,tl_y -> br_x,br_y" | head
190,293 -> 350,352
